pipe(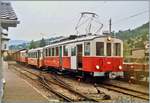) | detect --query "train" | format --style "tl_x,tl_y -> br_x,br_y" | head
13,34 -> 124,79
12,12 -> 124,79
